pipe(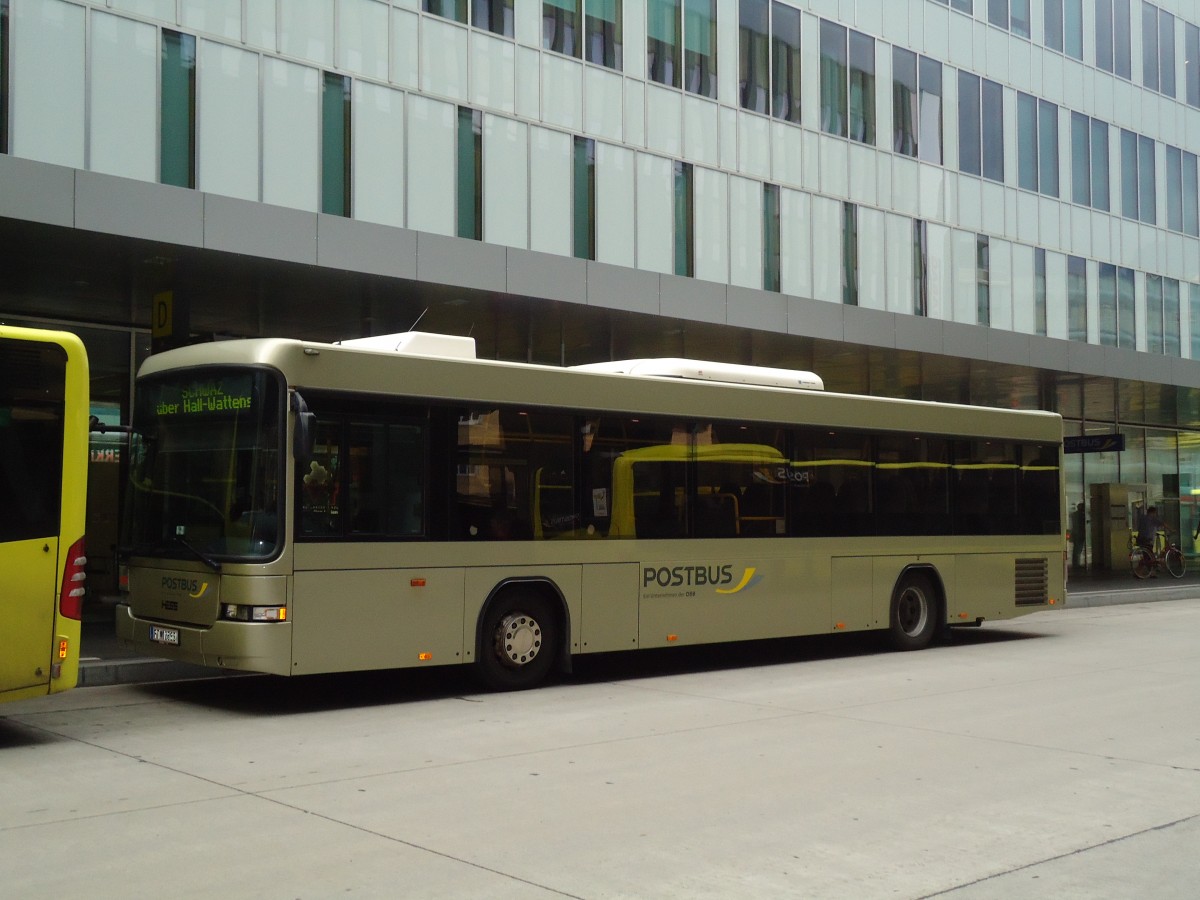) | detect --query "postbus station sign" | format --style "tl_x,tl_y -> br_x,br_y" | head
1064,434 -> 1125,454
